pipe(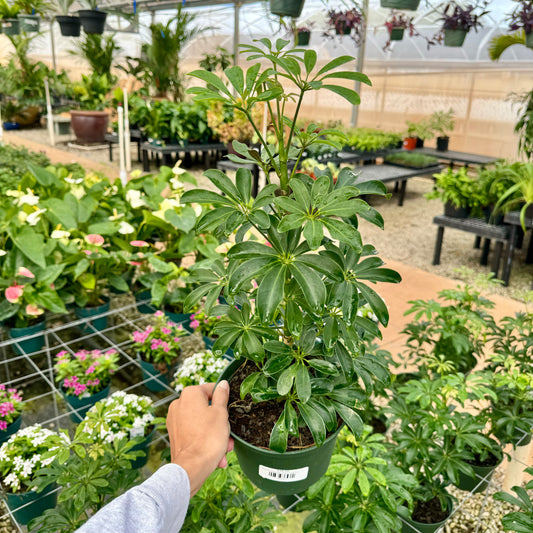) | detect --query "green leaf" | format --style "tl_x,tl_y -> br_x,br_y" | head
225,65 -> 244,94
296,364 -> 312,403
341,469 -> 357,493
9,226 -> 46,268
322,84 -> 361,105
278,213 -> 307,232
333,402 -> 363,437
299,402 -> 326,446
204,169 -> 242,202
284,400 -> 299,437
289,177 -> 311,210
285,299 -> 303,337
240,372 -> 262,399
269,410 -> 288,453
316,56 -> 355,77
307,358 -> 337,375
303,219 -> 323,250
357,282 -> 390,326
358,471 -> 370,497
235,167 -> 252,202
181,189 -> 229,205
248,209 -> 271,229
277,364 -> 297,396
87,222 -> 118,235
197,206 -> 234,232
165,206 -> 196,233
321,218 -> 362,251
290,262 -> 326,312
257,265 -> 286,322
41,198 -> 78,229
320,71 -> 371,86
304,49 -> 317,74
189,69 -> 232,96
